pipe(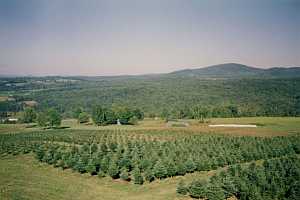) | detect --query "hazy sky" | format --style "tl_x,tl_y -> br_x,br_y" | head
0,0 -> 299,76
